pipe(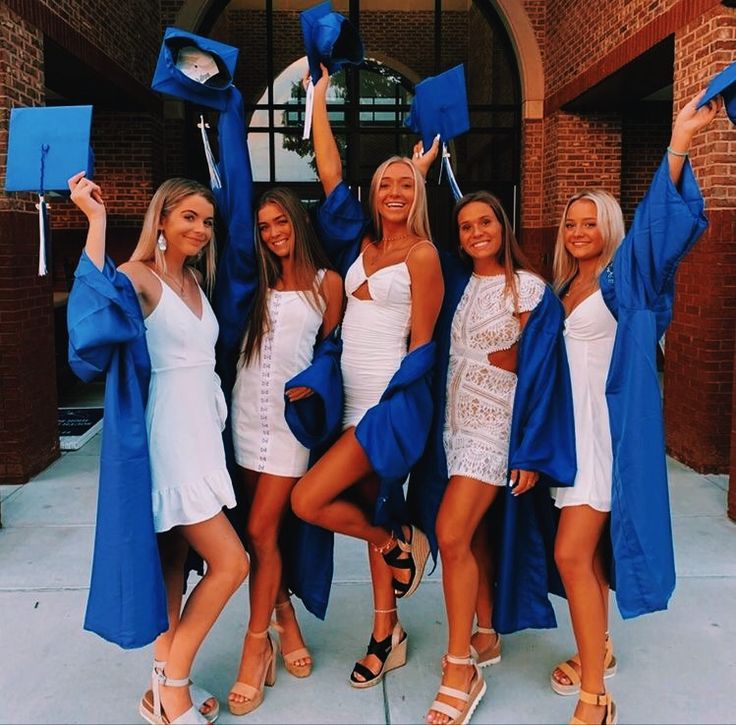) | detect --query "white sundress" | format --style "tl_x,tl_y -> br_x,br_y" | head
231,271 -> 326,477
444,271 -> 545,485
144,270 -> 235,533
